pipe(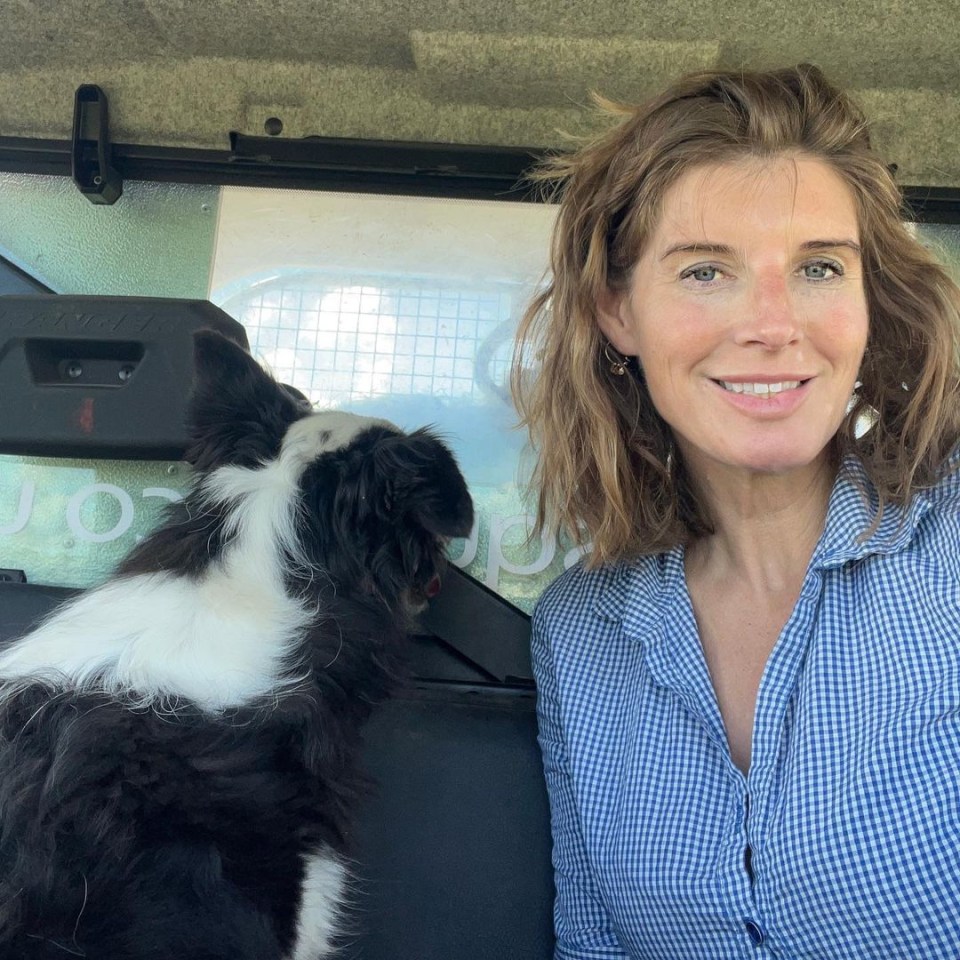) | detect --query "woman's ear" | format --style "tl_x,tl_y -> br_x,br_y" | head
595,286 -> 638,357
